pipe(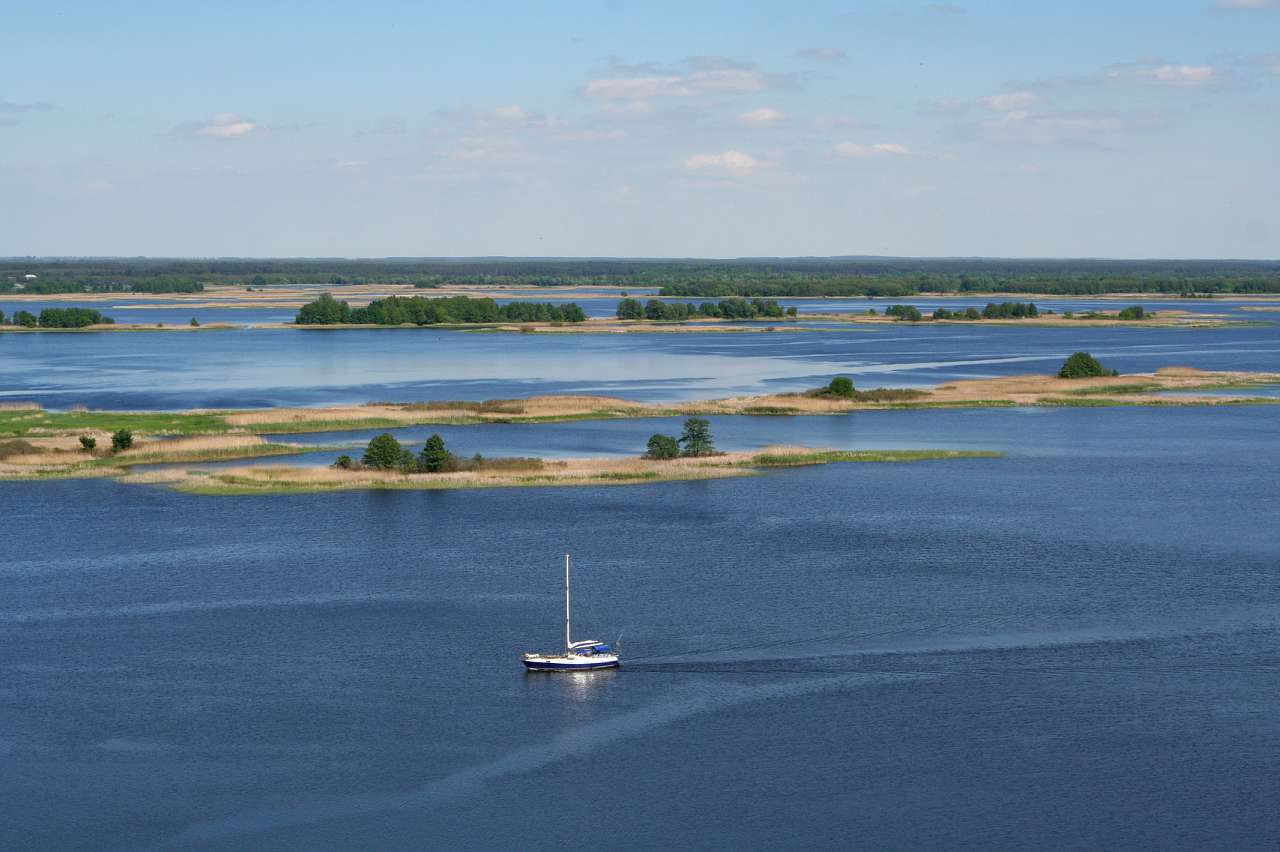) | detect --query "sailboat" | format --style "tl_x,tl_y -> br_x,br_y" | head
522,554 -> 620,671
